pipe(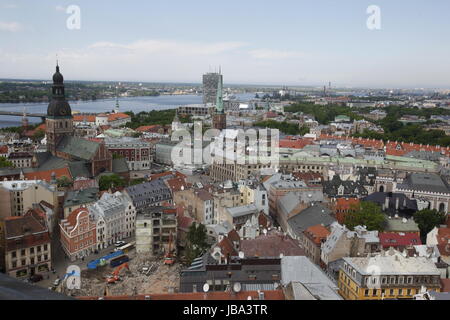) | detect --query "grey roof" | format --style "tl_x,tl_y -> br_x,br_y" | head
404,150 -> 442,162
278,191 -> 324,217
287,203 -> 335,235
57,136 -> 100,161
0,273 -> 73,300
32,151 -> 91,177
397,173 -> 450,194
125,179 -> 172,207
323,175 -> 368,197
384,216 -> 420,233
64,187 -> 99,208
362,192 -> 418,214
289,282 -> 343,300
281,256 -> 339,295
226,204 -> 258,218
112,157 -> 129,173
